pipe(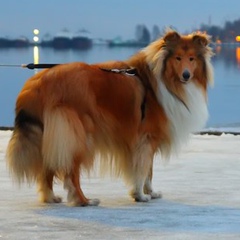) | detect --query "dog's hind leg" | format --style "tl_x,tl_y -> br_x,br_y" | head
144,164 -> 162,199
64,158 -> 100,207
37,169 -> 62,203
